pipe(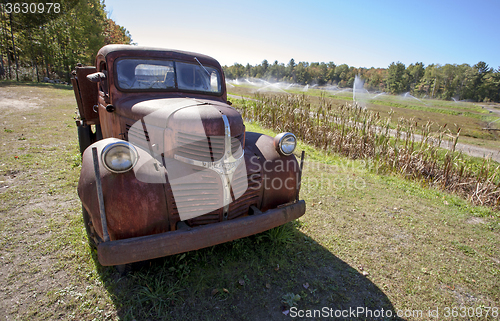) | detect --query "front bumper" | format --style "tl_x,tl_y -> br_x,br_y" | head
97,200 -> 306,266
